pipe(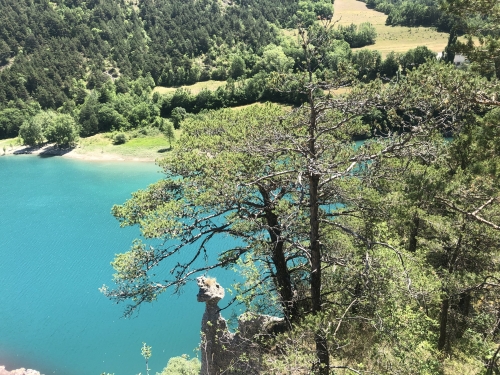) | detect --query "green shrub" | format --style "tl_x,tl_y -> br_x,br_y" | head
113,133 -> 127,144
157,355 -> 200,375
